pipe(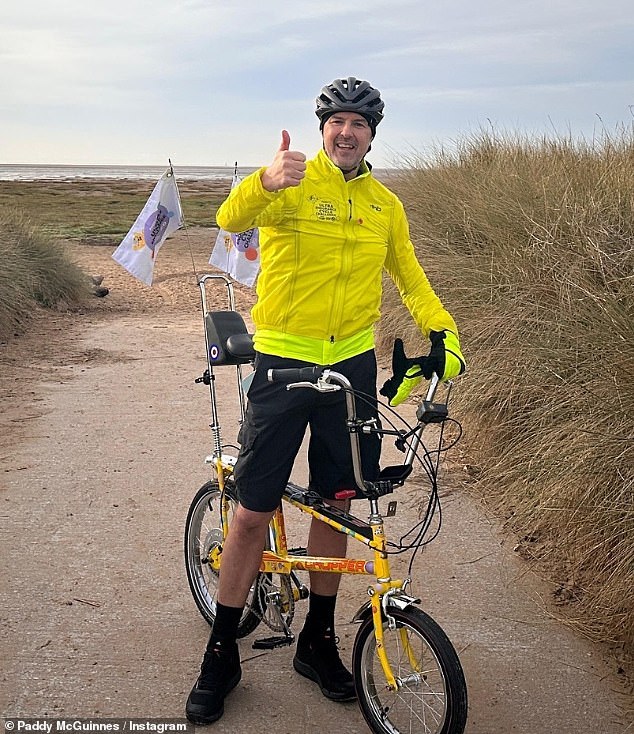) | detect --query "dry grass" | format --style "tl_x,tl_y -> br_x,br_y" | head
378,126 -> 634,673
0,211 -> 90,340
